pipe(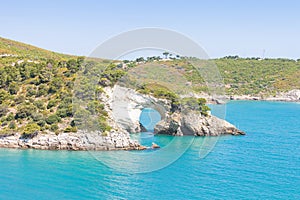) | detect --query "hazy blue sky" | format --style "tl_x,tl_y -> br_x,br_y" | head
1,0 -> 299,59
